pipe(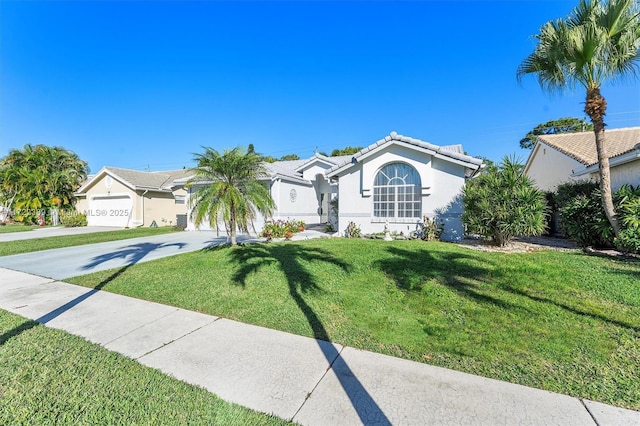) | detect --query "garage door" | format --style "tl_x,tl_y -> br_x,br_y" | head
88,195 -> 133,227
